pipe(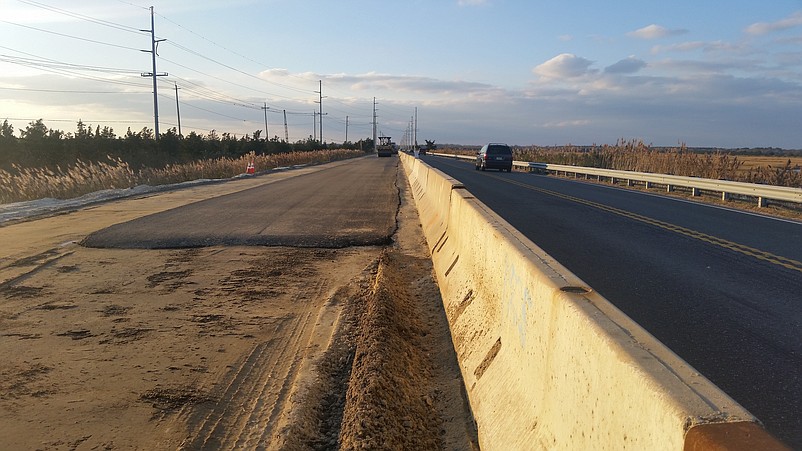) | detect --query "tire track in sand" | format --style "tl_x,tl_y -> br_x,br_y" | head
181,278 -> 332,450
